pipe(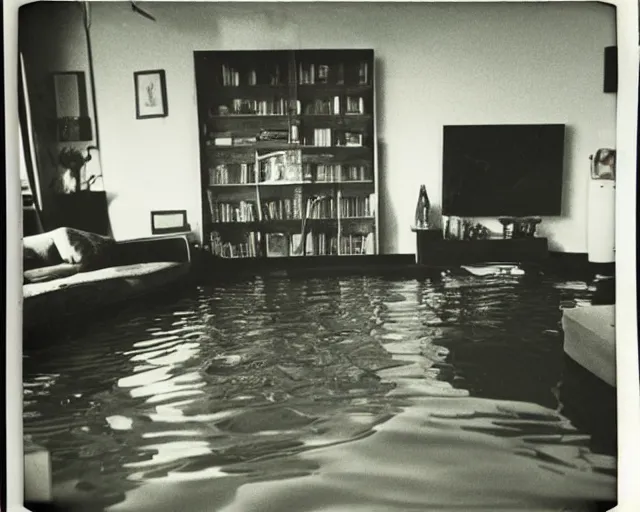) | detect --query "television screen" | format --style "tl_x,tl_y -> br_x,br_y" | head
442,124 -> 565,217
